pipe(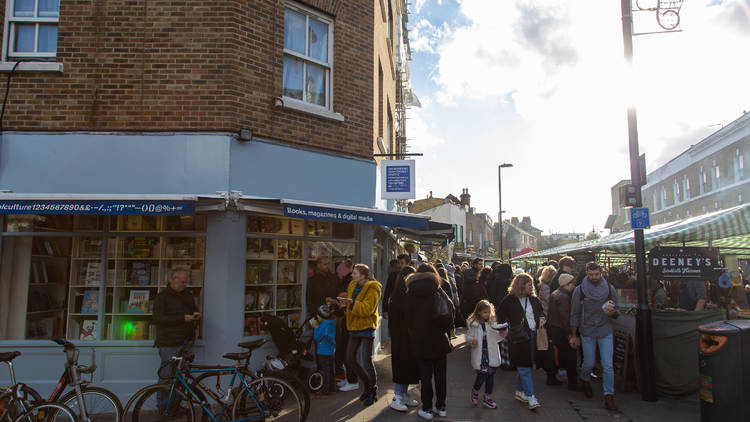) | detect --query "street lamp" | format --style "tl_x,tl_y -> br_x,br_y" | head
498,163 -> 513,260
